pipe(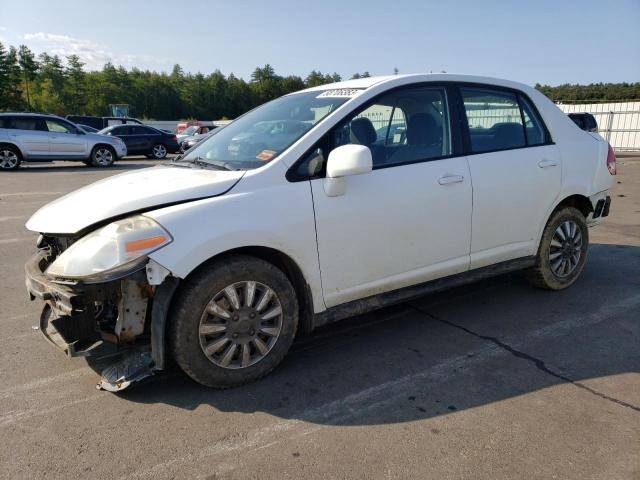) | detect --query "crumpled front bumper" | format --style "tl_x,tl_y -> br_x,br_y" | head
25,251 -> 104,357
25,250 -> 180,390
